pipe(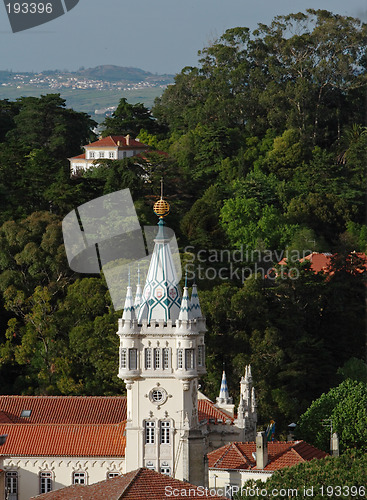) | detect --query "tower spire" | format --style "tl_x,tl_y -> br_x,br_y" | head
138,186 -> 181,323
215,370 -> 234,417
217,371 -> 231,404
178,272 -> 192,322
190,283 -> 202,319
134,265 -> 142,311
122,270 -> 136,322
